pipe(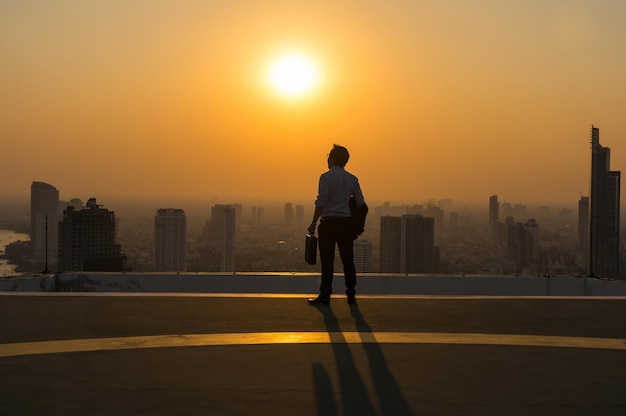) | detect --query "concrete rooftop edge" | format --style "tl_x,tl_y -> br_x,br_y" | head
1,272 -> 626,296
